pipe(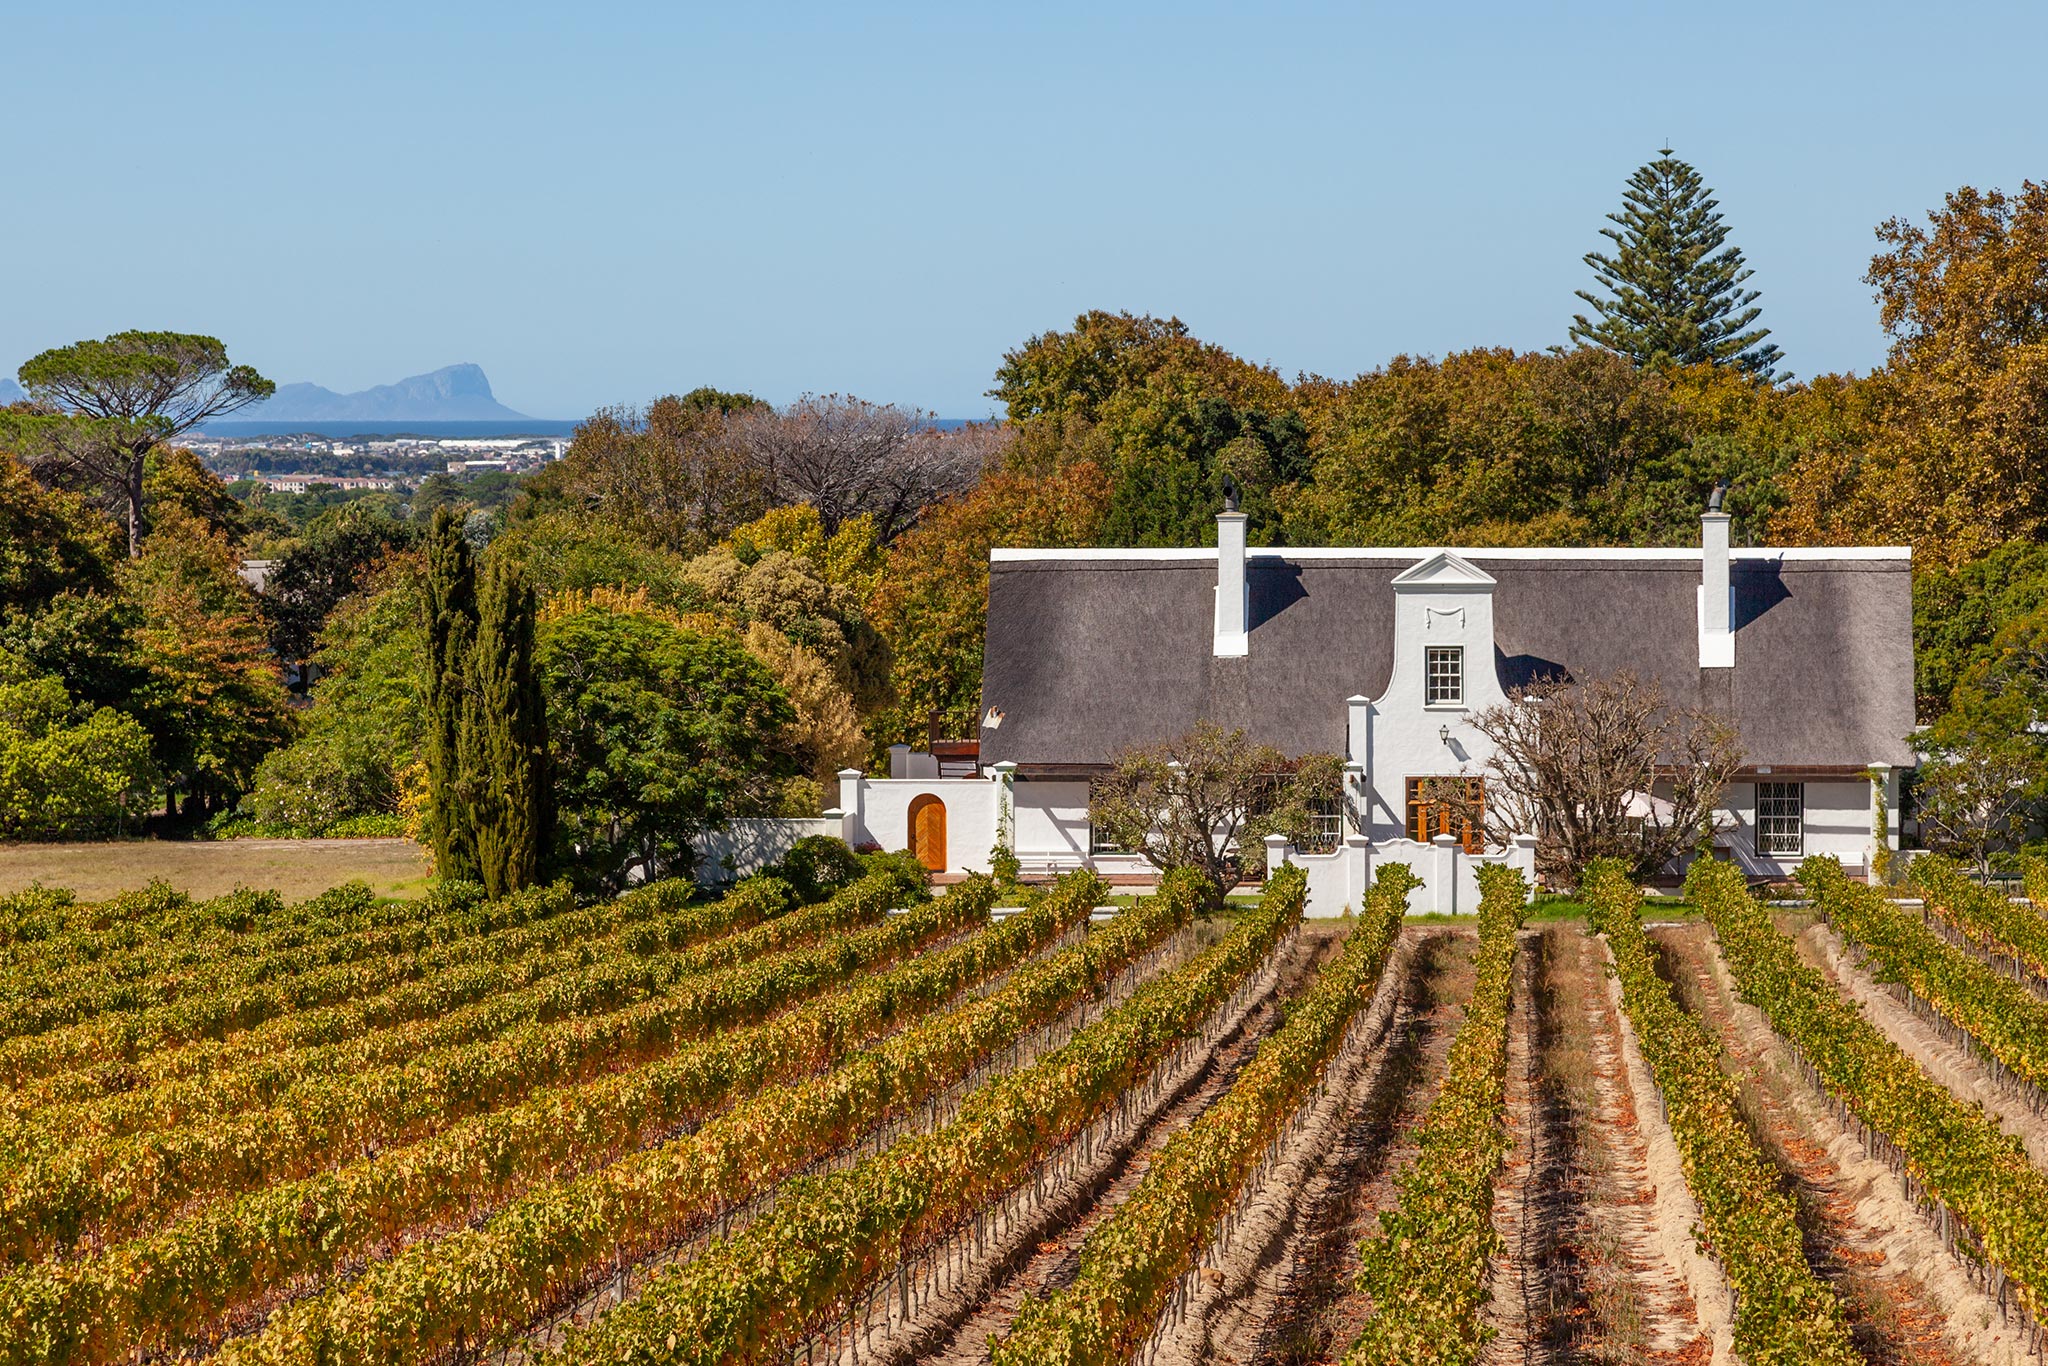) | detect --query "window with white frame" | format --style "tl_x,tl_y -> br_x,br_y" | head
1756,781 -> 1805,857
1425,646 -> 1463,706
